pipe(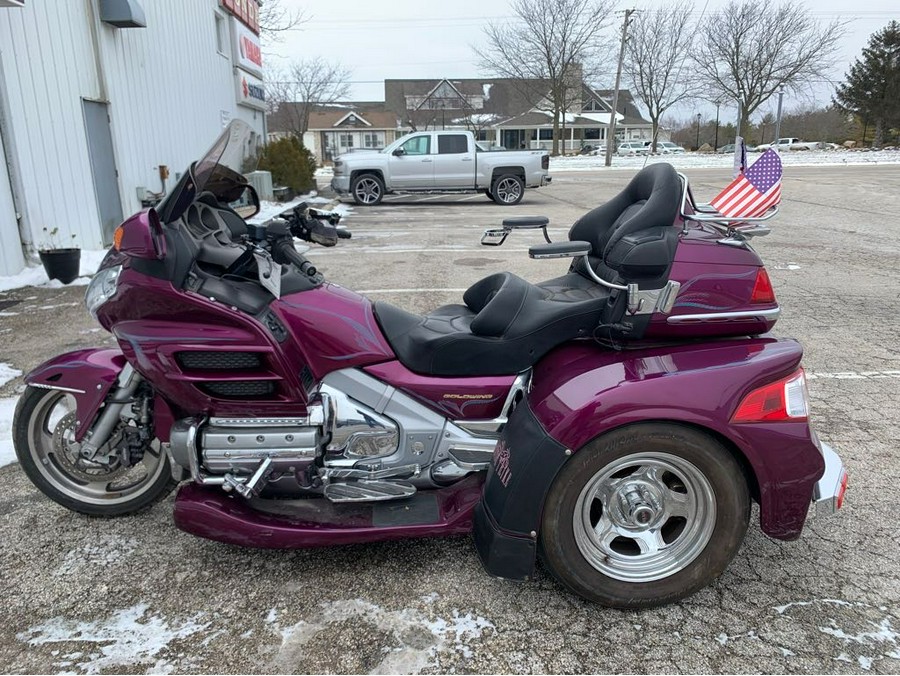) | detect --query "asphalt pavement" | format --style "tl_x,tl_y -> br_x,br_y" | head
0,164 -> 898,674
